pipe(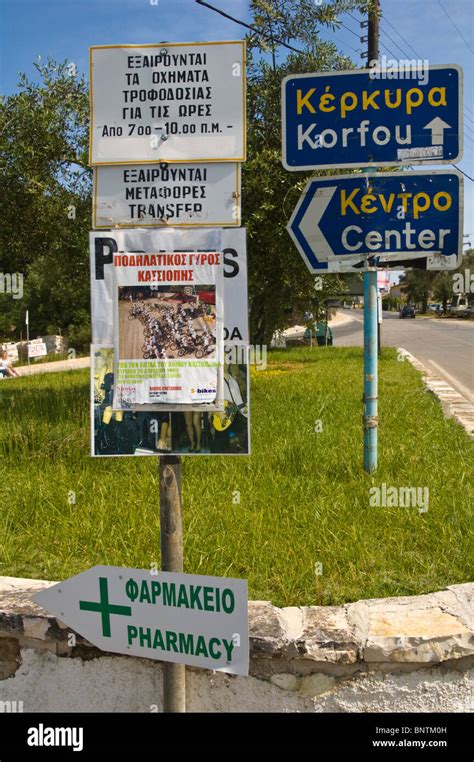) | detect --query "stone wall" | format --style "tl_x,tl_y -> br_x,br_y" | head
0,576 -> 472,713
